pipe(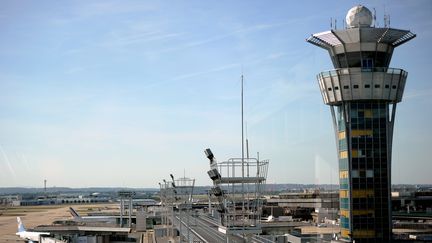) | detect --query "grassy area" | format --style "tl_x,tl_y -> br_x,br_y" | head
0,212 -> 27,217
0,205 -> 64,217
72,204 -> 117,214
0,203 -> 118,217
